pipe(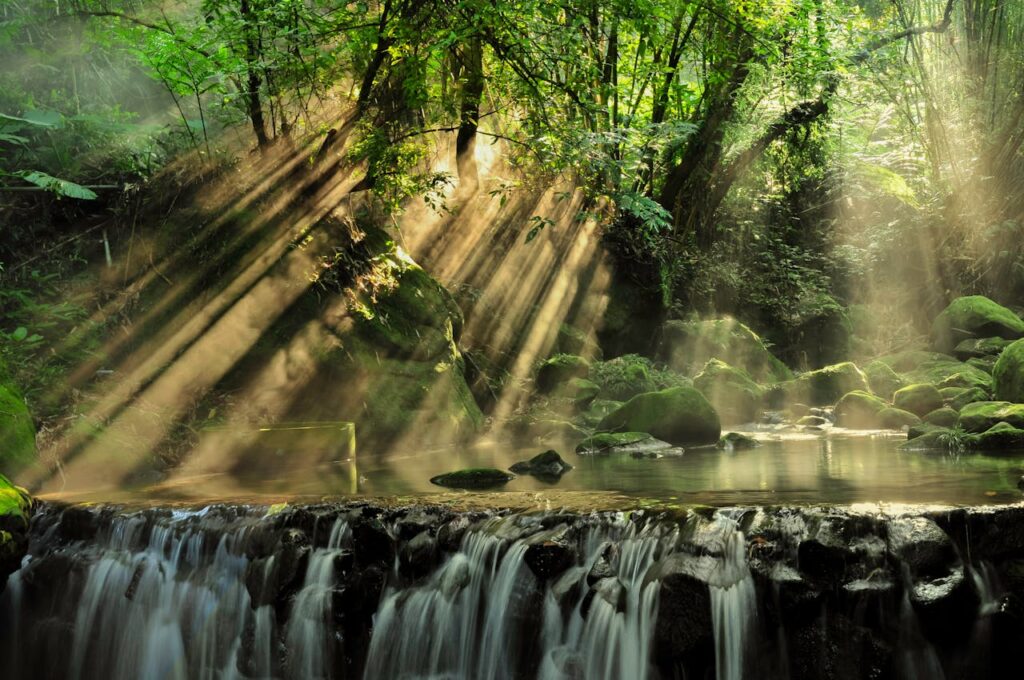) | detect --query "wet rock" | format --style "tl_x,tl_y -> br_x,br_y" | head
894,383 -> 944,417
245,528 -> 313,607
957,401 -> 1024,433
922,406 -> 958,428
524,539 -> 576,581
886,517 -> 956,579
693,358 -> 765,424
783,362 -> 870,406
56,505 -> 100,542
966,422 -> 1024,450
352,516 -> 395,566
877,407 -> 921,429
649,552 -> 715,672
596,387 -> 721,447
399,530 -> 438,579
429,468 -> 515,489
717,432 -> 759,450
834,390 -> 887,428
587,543 -> 617,585
576,432 -> 678,456
932,295 -> 1024,353
797,415 -> 829,427
581,576 -> 626,616
509,450 -> 573,480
